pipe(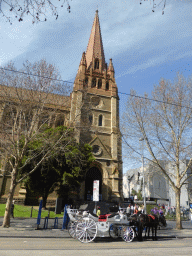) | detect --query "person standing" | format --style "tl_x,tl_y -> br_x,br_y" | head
134,204 -> 138,214
126,205 -> 131,216
141,204 -> 144,214
96,206 -> 101,217
190,208 -> 192,223
138,205 -> 142,213
131,205 -> 134,215
165,205 -> 168,216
